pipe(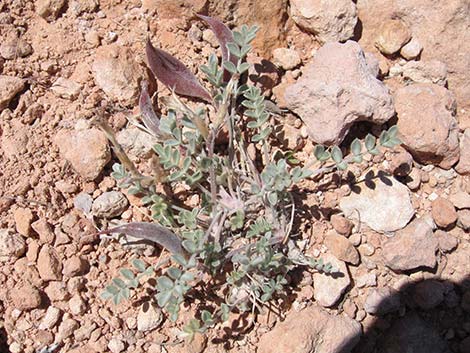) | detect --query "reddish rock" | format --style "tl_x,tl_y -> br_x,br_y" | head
330,214 -> 353,236
457,209 -> 470,230
455,129 -> 470,175
258,305 -> 361,353
434,230 -> 458,253
382,217 -> 438,271
13,207 -> 34,237
37,245 -> 62,281
31,219 -> 55,244
0,75 -> 25,110
431,197 -> 458,228
63,256 -> 89,278
324,231 -> 359,265
35,0 -> 67,21
395,84 -> 459,169
54,128 -> 111,181
357,0 -> 470,117
11,283 -> 42,310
